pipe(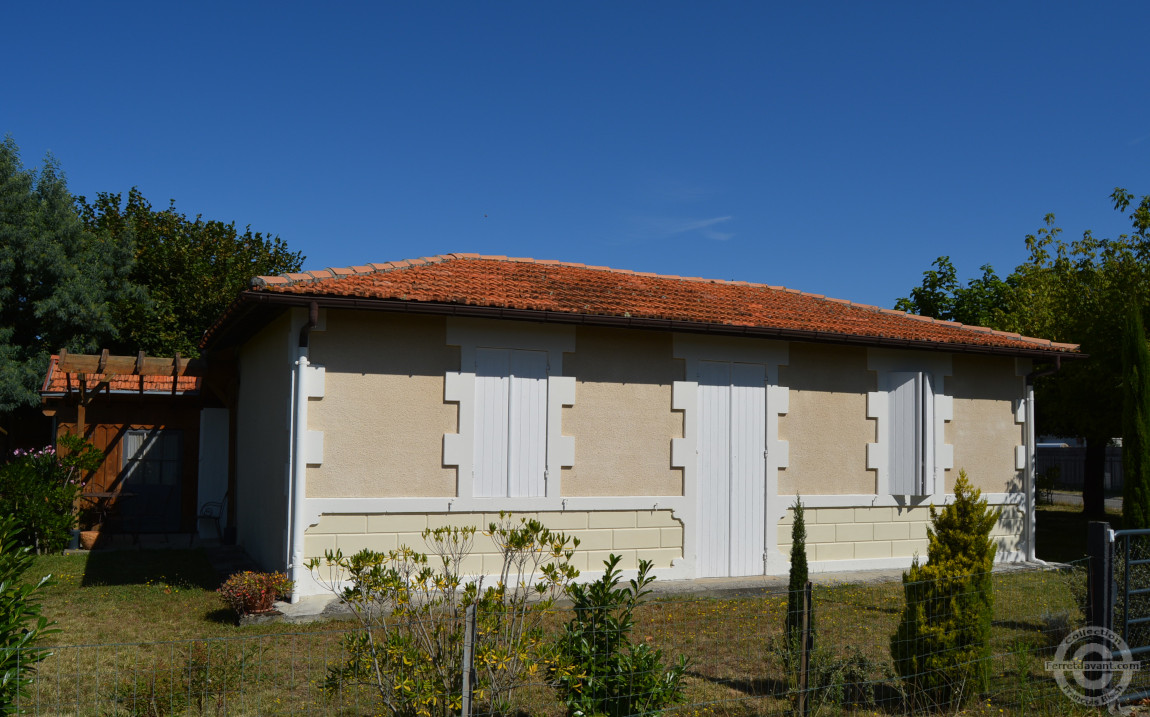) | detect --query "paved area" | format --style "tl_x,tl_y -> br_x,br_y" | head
1049,490 -> 1123,511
